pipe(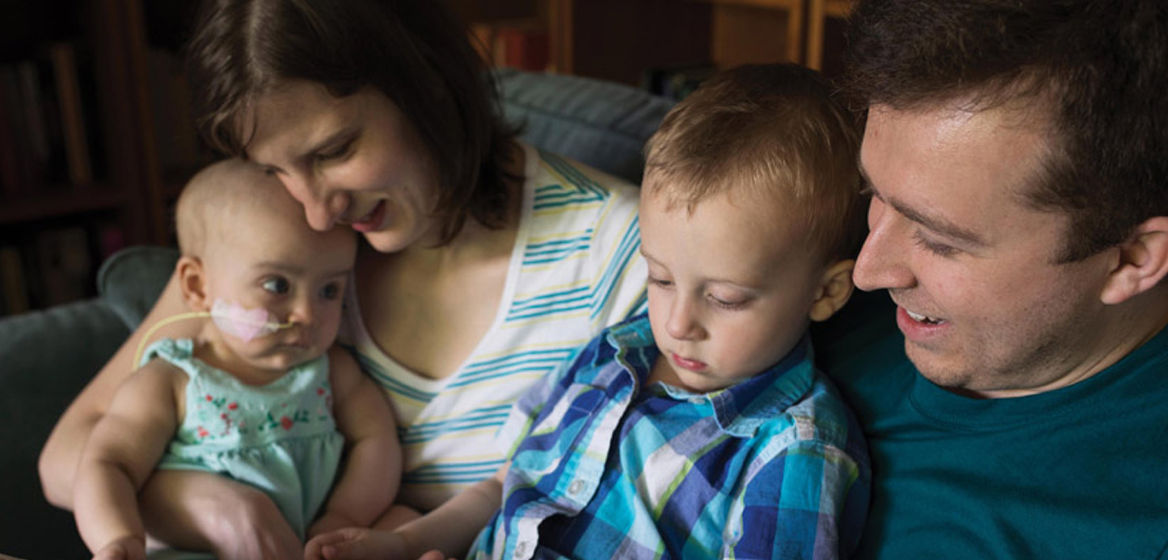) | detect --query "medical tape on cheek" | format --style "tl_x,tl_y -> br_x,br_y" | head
130,299 -> 294,371
210,299 -> 294,342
